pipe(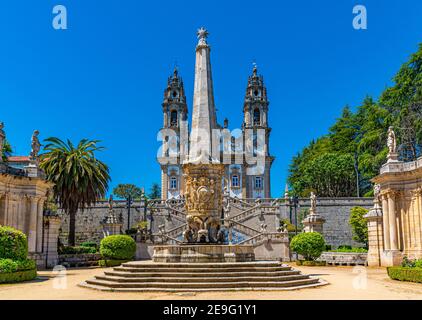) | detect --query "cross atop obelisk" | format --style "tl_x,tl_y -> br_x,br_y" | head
189,27 -> 218,163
